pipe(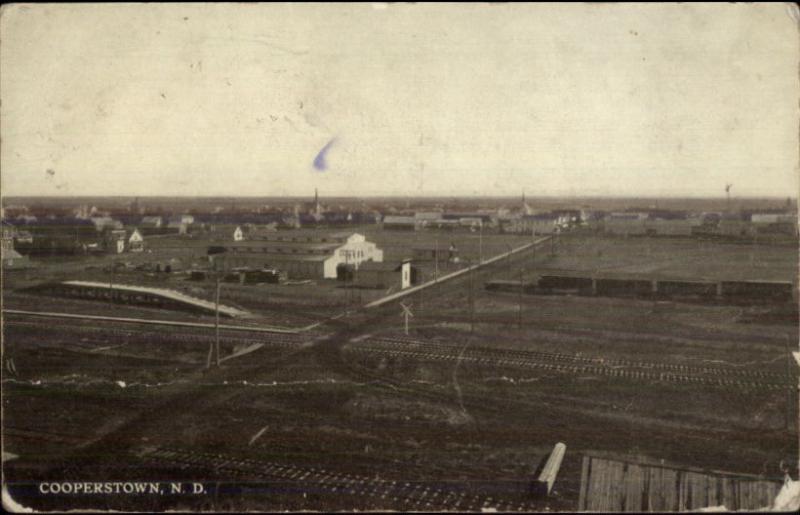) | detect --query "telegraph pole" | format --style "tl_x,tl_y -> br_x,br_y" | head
109,258 -> 115,301
215,275 -> 221,367
479,222 -> 483,263
469,259 -> 475,334
785,335 -> 792,430
434,238 -> 439,282
344,251 -> 351,307
507,244 -> 512,279
518,267 -> 523,329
